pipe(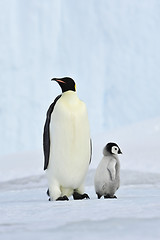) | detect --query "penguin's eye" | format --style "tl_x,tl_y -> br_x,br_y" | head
111,146 -> 118,154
